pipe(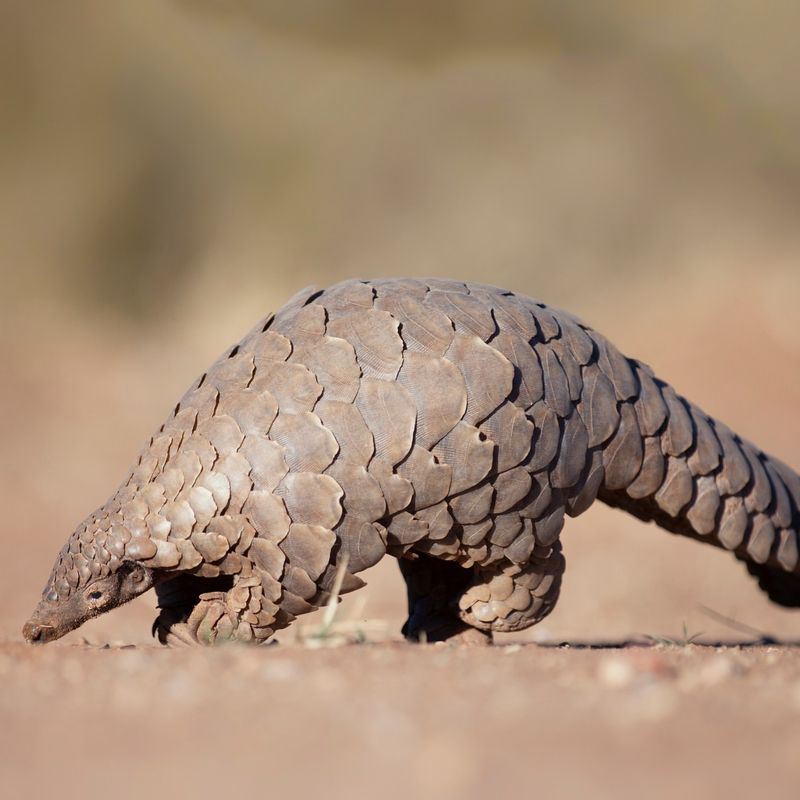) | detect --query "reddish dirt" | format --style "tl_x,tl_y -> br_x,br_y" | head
2,641 -> 799,800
